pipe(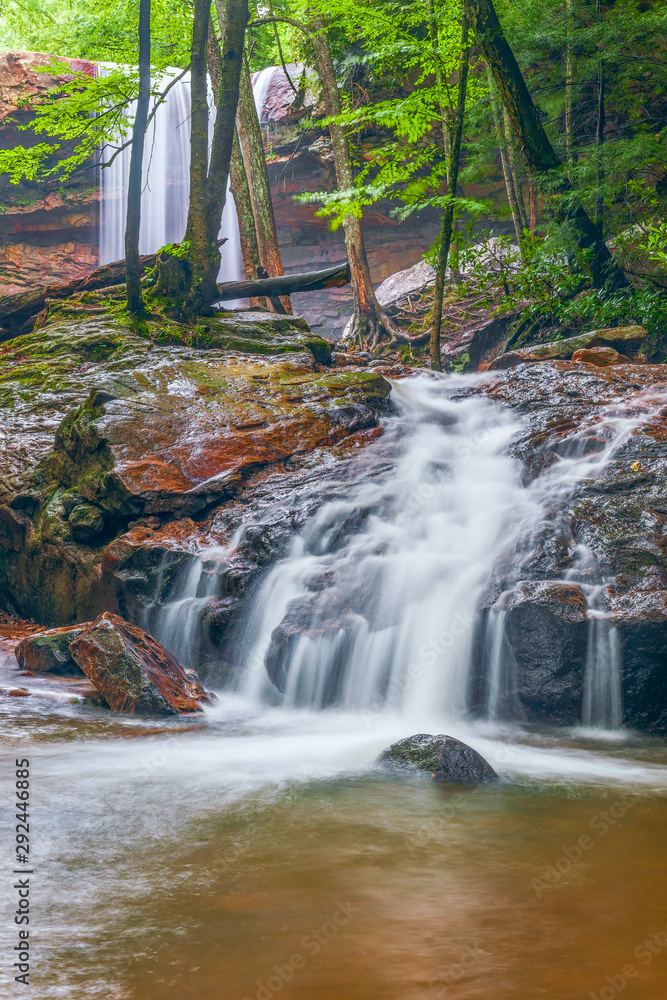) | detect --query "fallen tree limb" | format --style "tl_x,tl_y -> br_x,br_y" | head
215,262 -> 350,301
0,239 -> 228,327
